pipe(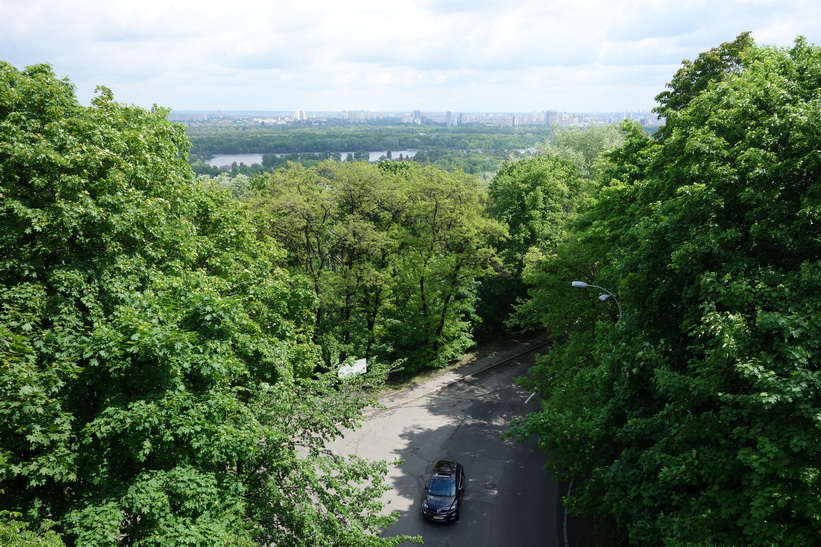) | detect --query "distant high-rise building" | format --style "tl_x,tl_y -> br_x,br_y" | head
458,113 -> 474,124
342,110 -> 370,121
